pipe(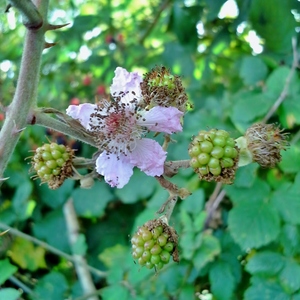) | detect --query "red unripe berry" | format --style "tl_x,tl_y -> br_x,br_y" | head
70,98 -> 80,105
0,114 -> 4,121
117,33 -> 124,42
83,75 -> 92,86
105,35 -> 114,44
97,85 -> 105,95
